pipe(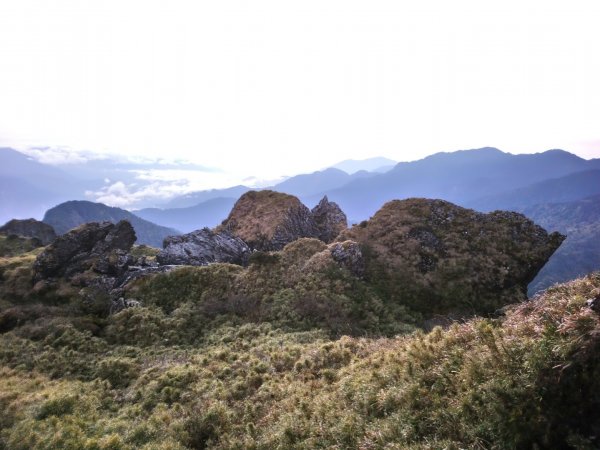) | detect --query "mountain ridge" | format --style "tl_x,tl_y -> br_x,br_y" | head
43,200 -> 179,248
